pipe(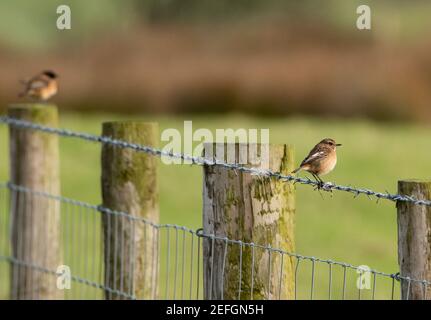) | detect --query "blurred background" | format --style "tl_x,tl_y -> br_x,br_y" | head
1,0 -> 431,119
1,0 -> 431,299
